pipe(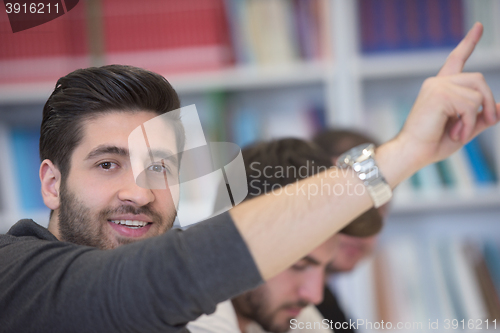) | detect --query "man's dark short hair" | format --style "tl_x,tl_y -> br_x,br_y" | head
312,129 -> 379,159
241,138 -> 333,199
40,64 -> 184,179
